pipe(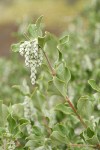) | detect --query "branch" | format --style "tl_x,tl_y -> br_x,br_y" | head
39,45 -> 87,128
68,143 -> 95,148
39,45 -> 56,76
67,143 -> 100,150
66,96 -> 87,128
42,116 -> 51,136
3,139 -> 7,150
